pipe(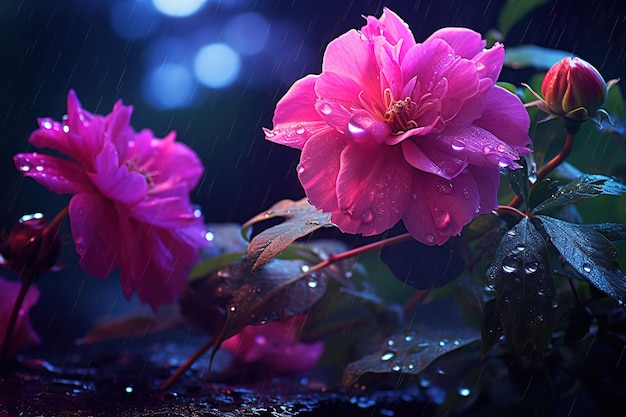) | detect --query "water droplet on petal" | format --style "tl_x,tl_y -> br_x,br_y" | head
348,120 -> 366,136
19,165 -> 31,172
42,120 -> 53,129
434,210 -> 451,229
62,124 -> 70,133
425,234 -> 435,244
435,181 -> 453,194
319,103 -> 332,115
296,127 -> 305,135
451,141 -> 465,151
361,210 -> 374,224
496,144 -> 507,153
296,164 -> 305,174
